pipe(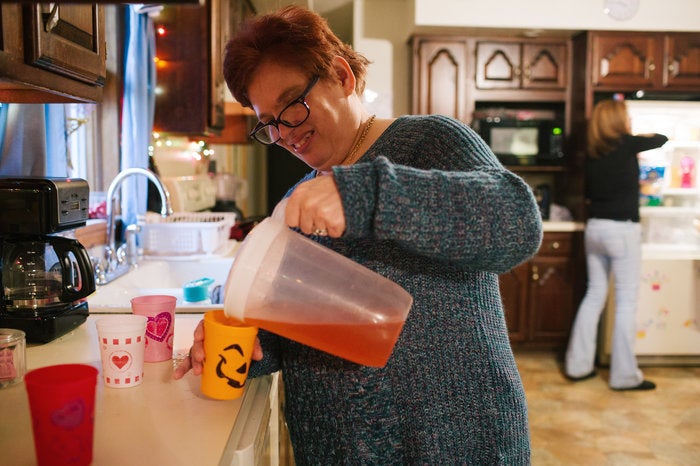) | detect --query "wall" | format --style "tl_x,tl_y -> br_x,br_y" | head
355,0 -> 700,118
413,0 -> 700,32
354,0 -> 411,118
